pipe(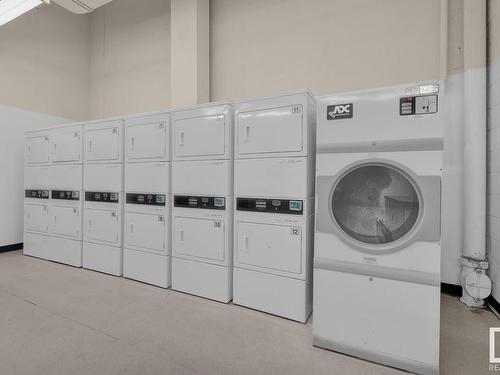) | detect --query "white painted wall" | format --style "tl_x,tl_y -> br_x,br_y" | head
0,107 -> 69,247
487,0 -> 500,301
89,0 -> 171,119
0,4 -> 90,120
